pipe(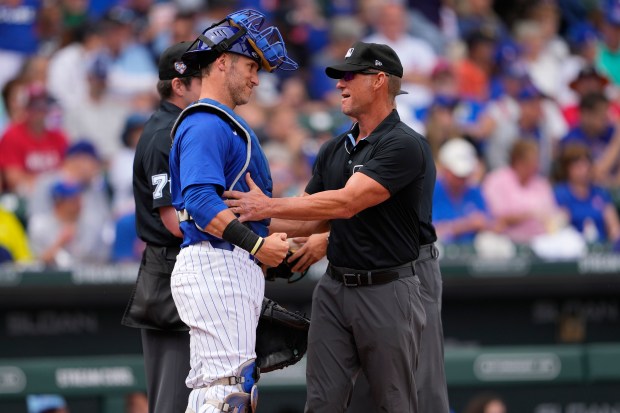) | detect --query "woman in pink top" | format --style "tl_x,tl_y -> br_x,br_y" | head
482,139 -> 562,243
